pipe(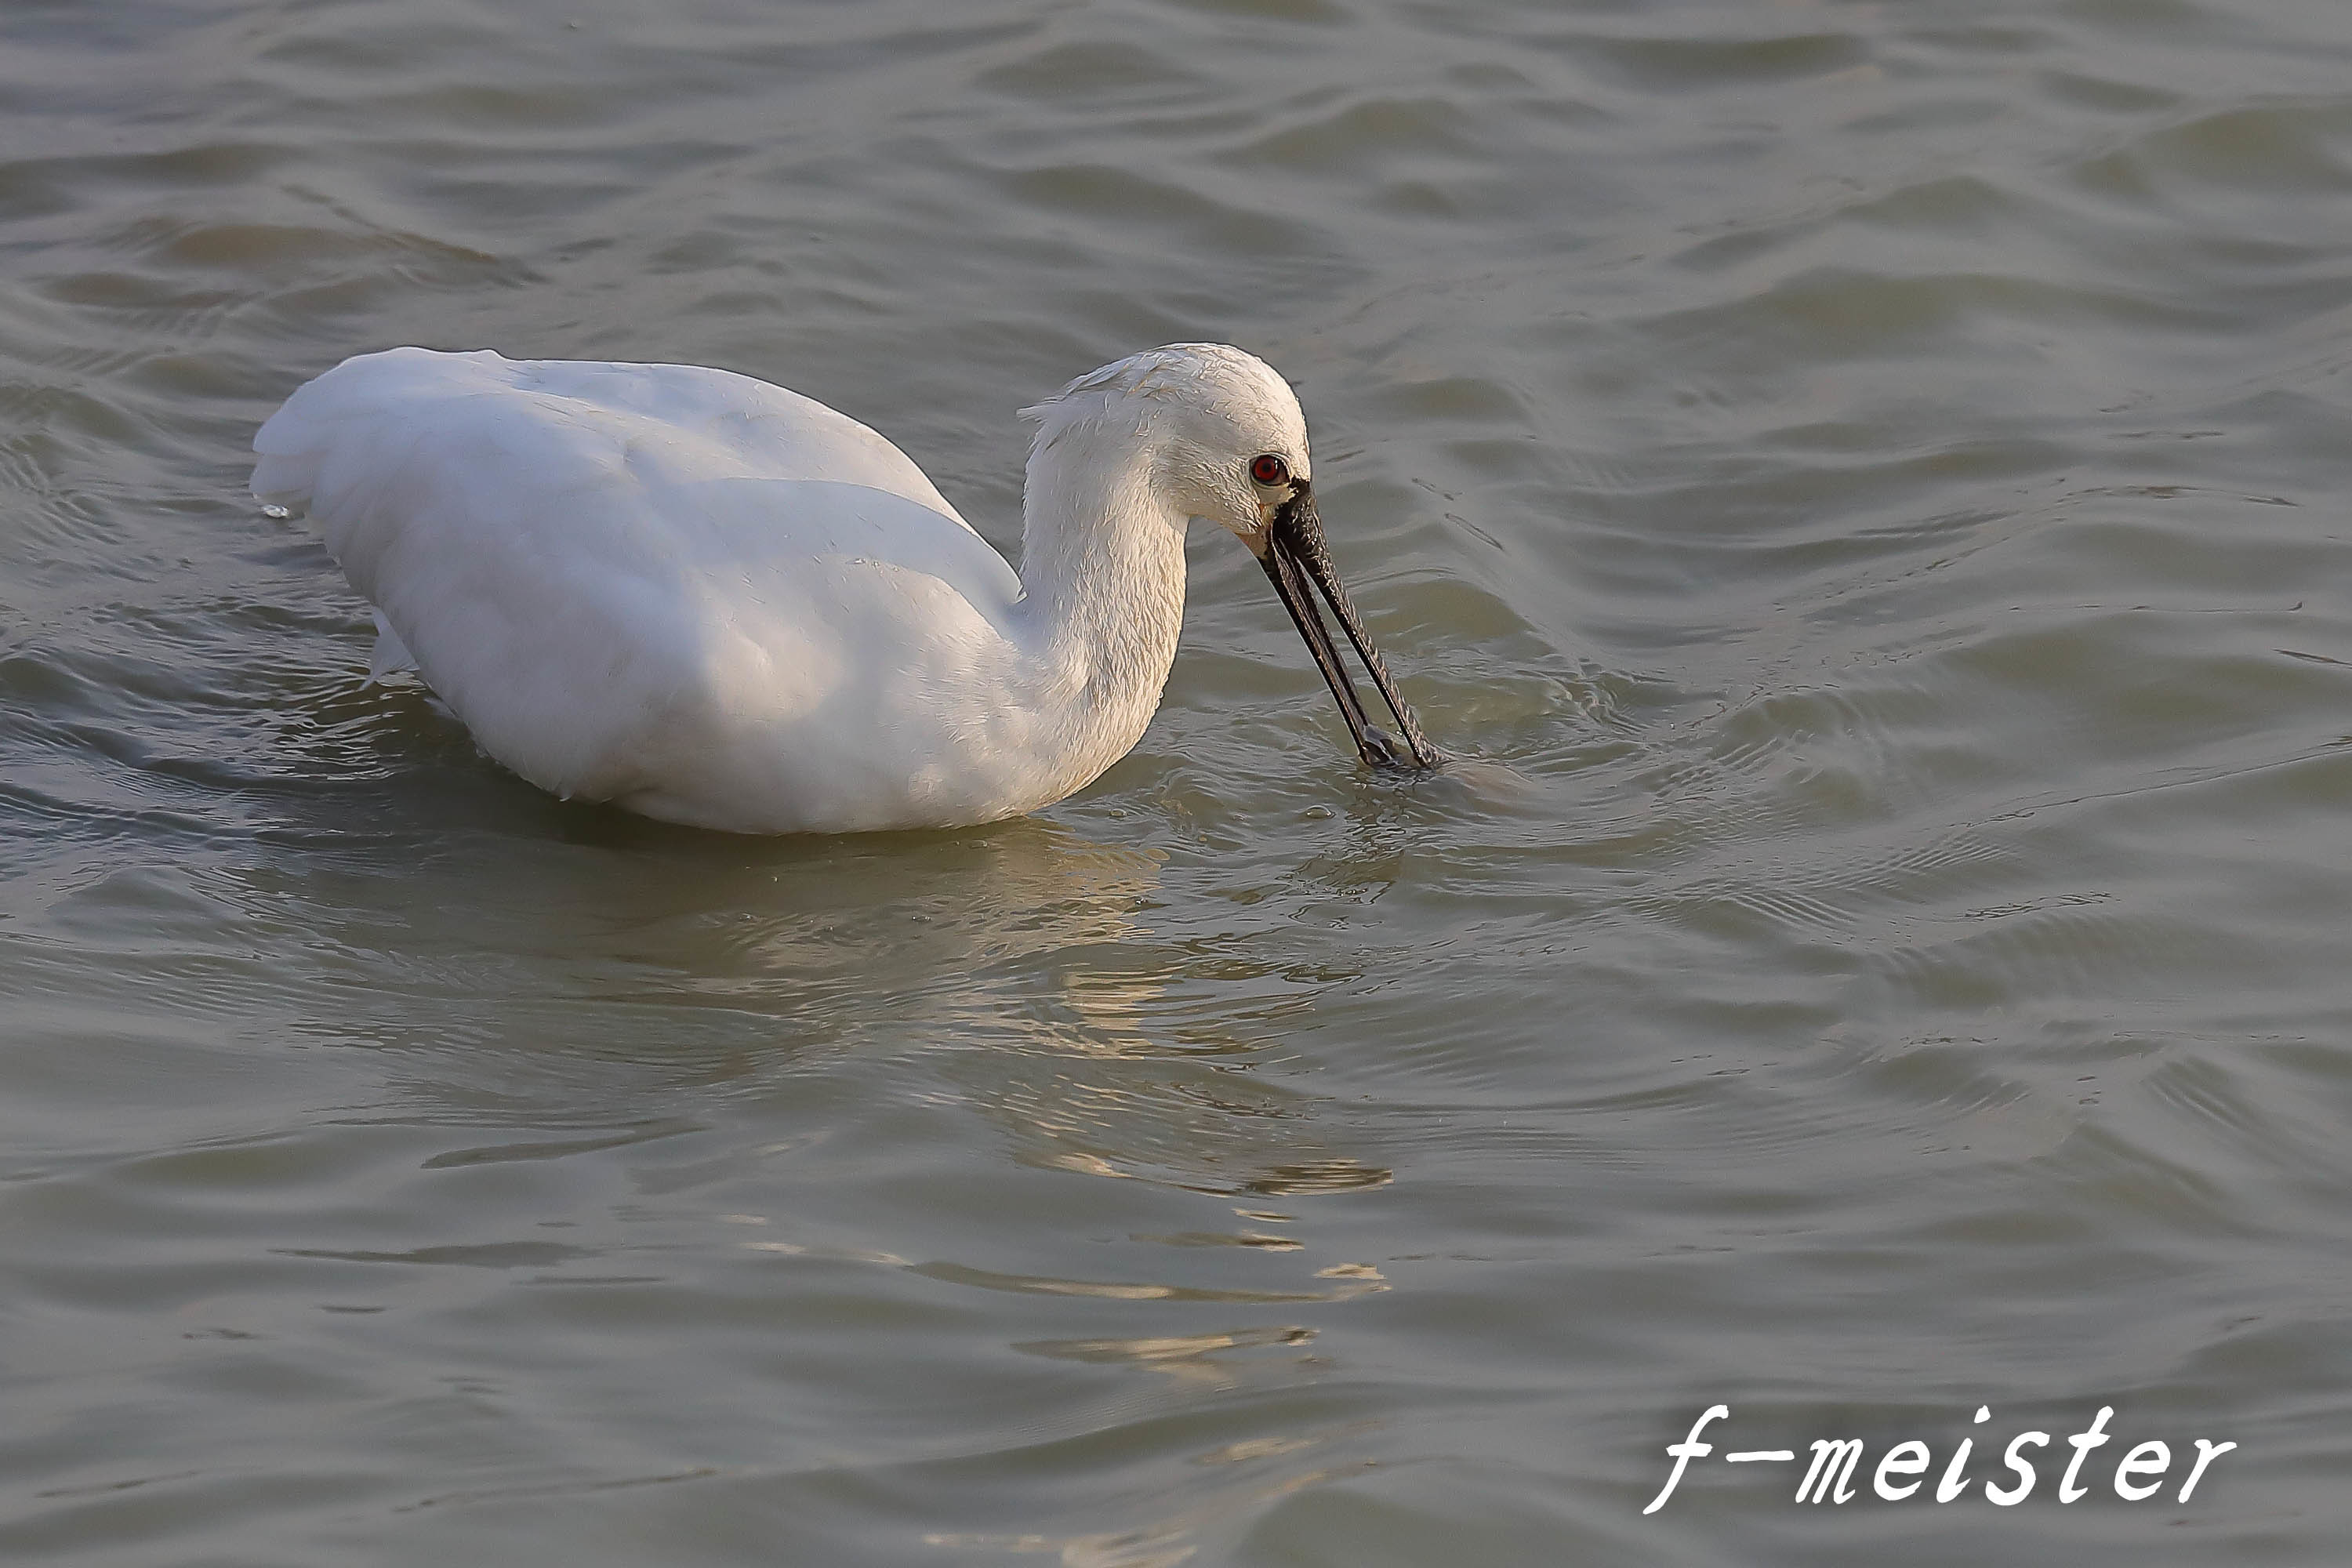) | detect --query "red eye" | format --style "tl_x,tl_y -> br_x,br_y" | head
1250,454 -> 1290,487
